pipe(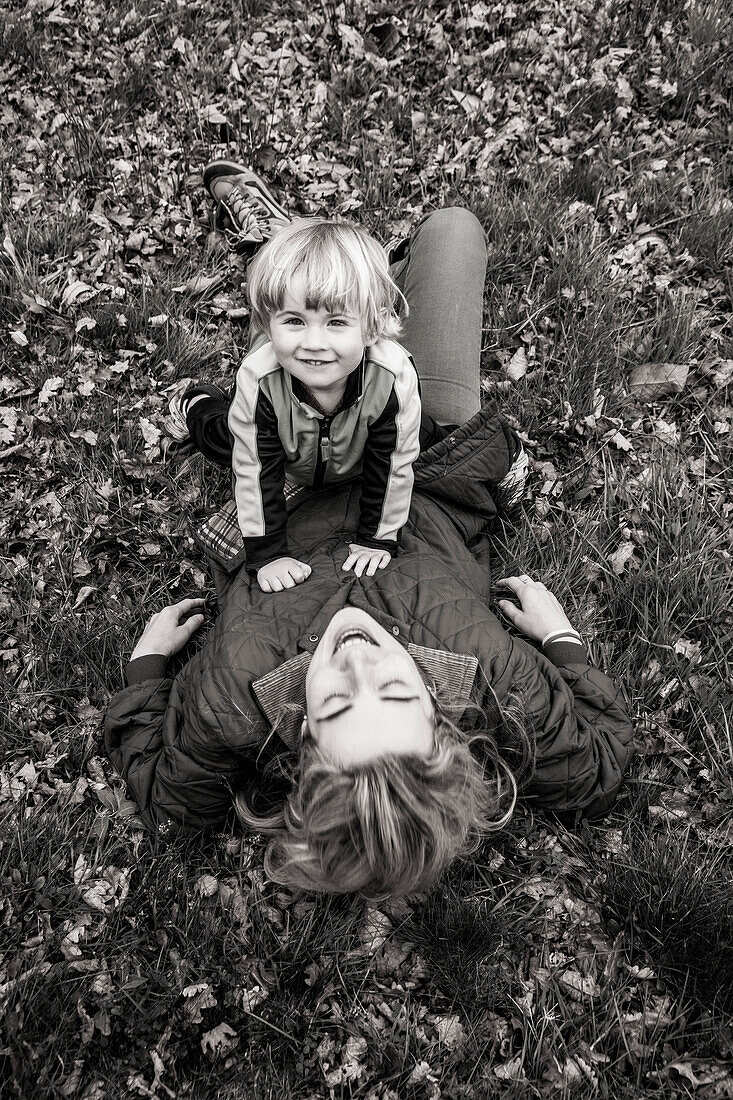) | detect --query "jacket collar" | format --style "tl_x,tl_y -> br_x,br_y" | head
288,354 -> 365,416
252,642 -> 478,750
